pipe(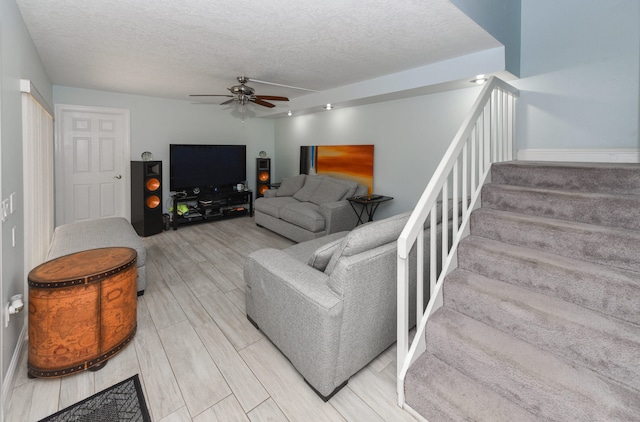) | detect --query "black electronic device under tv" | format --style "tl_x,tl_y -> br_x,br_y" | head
170,144 -> 247,193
